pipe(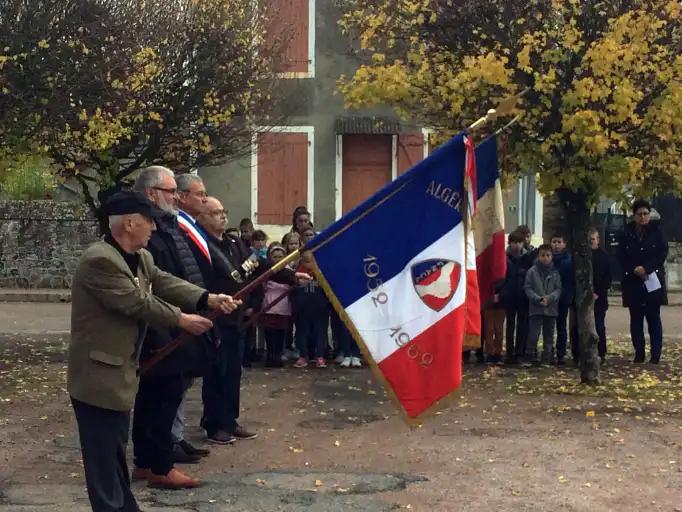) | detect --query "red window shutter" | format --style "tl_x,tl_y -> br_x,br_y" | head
342,135 -> 392,214
257,132 -> 308,224
264,0 -> 309,73
397,133 -> 425,175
